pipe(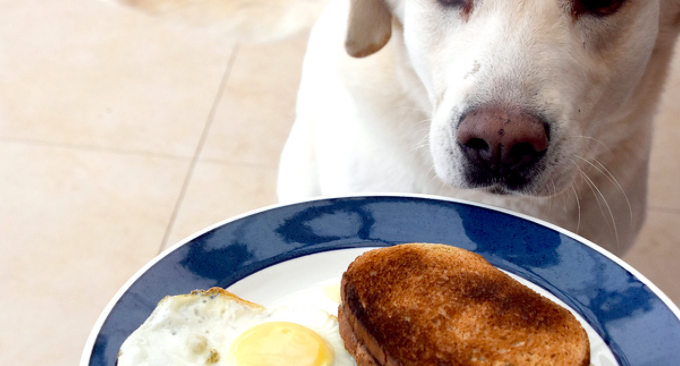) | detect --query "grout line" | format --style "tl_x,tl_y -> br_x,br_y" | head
0,136 -> 193,161
158,44 -> 241,253
198,156 -> 280,169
